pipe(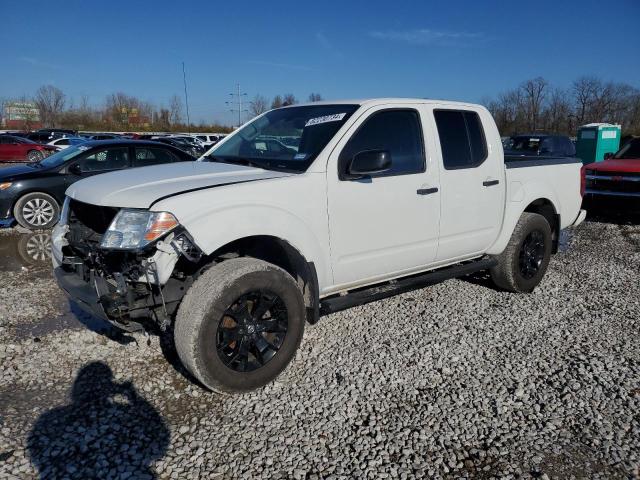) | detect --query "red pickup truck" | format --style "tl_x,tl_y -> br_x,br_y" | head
583,137 -> 640,210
